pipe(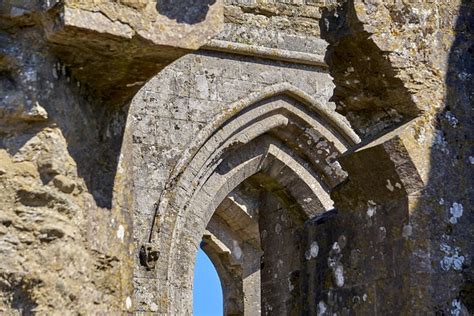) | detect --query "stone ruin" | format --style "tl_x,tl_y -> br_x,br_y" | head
0,0 -> 472,314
